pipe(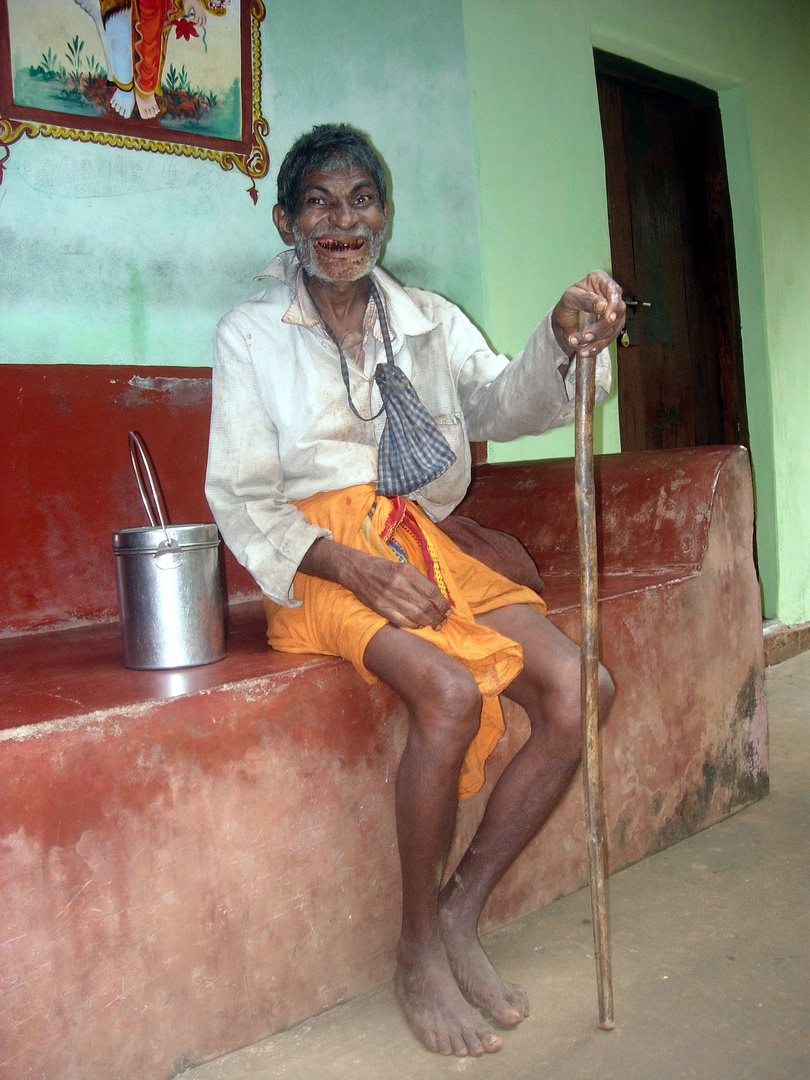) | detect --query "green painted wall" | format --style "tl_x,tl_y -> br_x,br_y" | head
462,0 -> 810,623
0,0 -> 483,367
